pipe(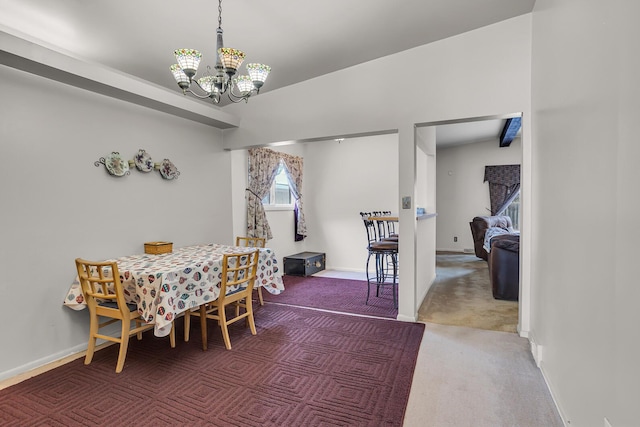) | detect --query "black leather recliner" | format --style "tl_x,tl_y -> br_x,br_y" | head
489,238 -> 519,301
469,215 -> 513,261
469,215 -> 520,301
